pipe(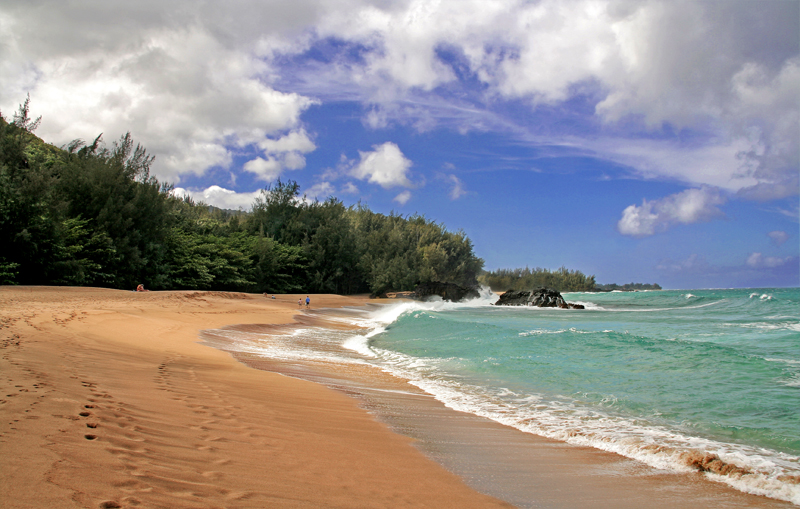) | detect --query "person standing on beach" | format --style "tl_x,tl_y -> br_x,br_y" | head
305,296 -> 310,308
